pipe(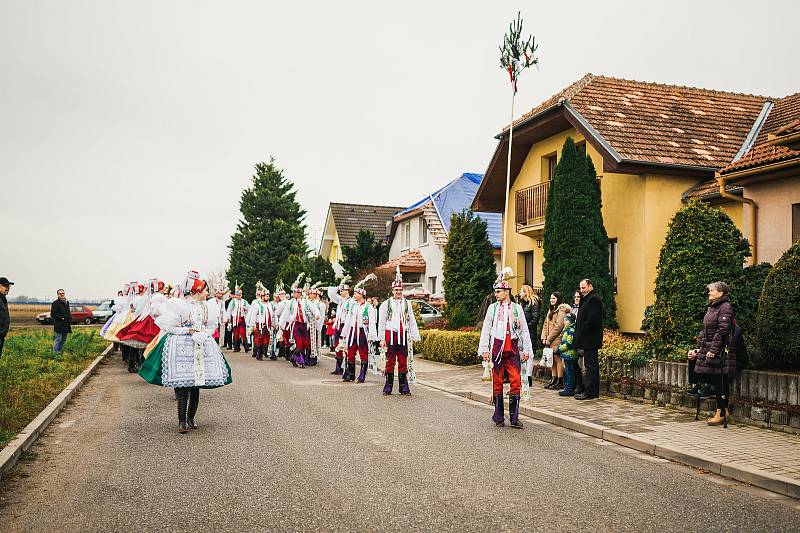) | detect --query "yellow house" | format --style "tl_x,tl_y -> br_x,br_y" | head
472,74 -> 784,333
318,203 -> 403,276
